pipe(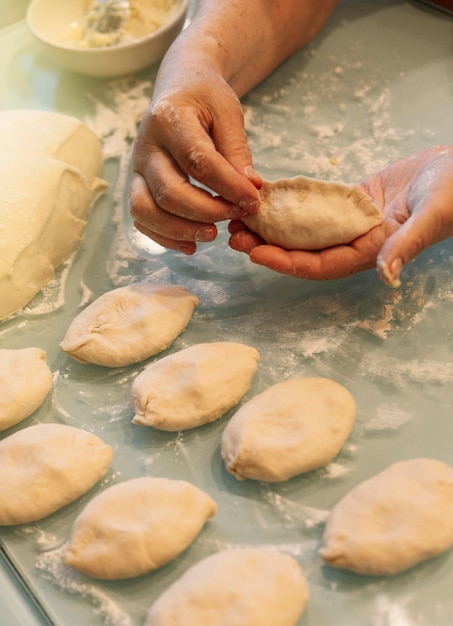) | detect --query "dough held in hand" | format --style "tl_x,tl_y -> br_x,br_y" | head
132,341 -> 260,431
242,175 -> 382,250
221,377 -> 356,482
0,109 -> 107,320
144,547 -> 309,626
60,282 -> 199,367
65,477 -> 217,580
319,458 -> 453,576
0,423 -> 113,525
0,348 -> 53,431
